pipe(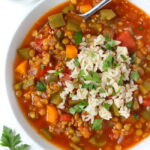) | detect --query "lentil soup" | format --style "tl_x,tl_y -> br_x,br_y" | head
14,0 -> 150,149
